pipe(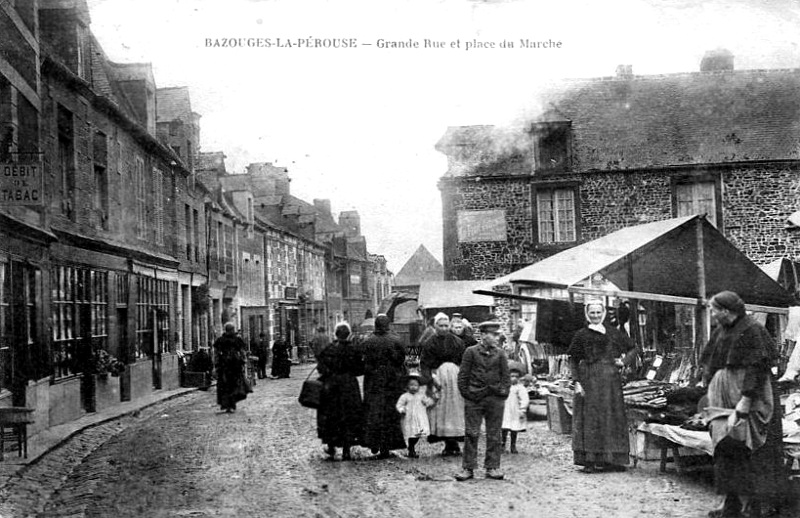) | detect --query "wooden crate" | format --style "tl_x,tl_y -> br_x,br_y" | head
546,394 -> 572,434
